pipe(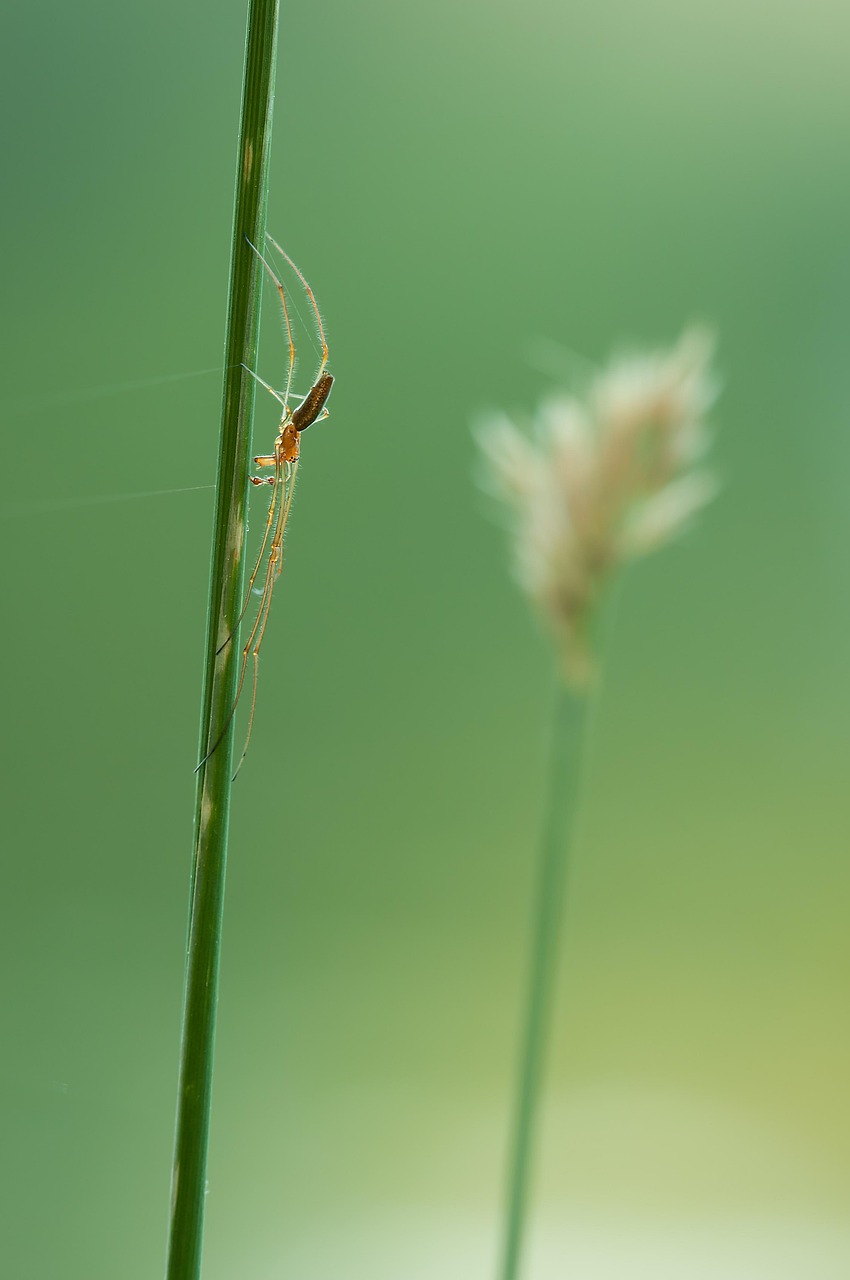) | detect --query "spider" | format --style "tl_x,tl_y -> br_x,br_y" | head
198,235 -> 333,776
